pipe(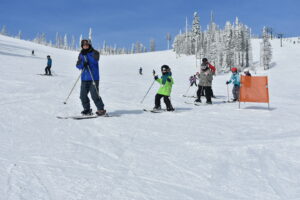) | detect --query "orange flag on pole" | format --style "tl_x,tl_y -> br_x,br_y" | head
239,75 -> 270,103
